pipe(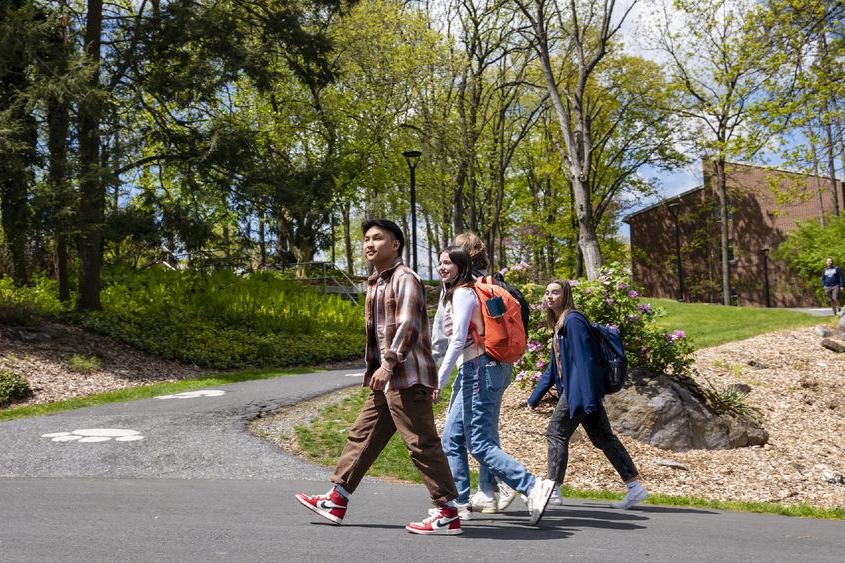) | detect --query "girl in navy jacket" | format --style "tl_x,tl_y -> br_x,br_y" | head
528,280 -> 647,509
